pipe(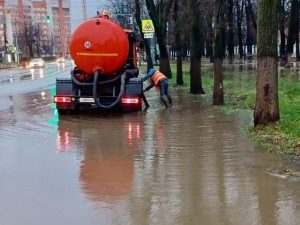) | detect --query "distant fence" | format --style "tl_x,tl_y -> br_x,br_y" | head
168,44 -> 300,60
